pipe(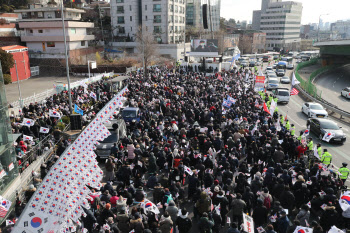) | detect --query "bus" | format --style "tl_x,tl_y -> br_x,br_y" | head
262,55 -> 273,62
281,57 -> 293,63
